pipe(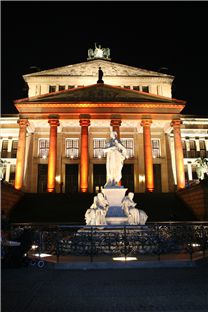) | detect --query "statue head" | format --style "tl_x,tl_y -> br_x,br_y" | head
128,192 -> 134,201
110,131 -> 117,139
